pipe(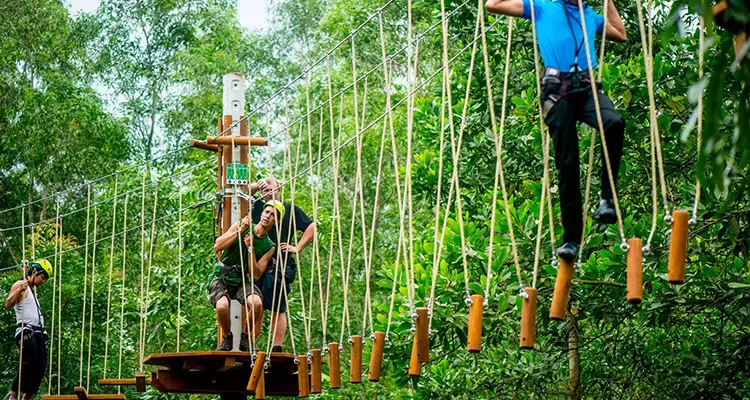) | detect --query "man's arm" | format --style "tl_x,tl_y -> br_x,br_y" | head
5,281 -> 27,310
486,0 -> 525,17
214,215 -> 250,253
279,223 -> 317,254
603,0 -> 627,43
252,247 -> 275,278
